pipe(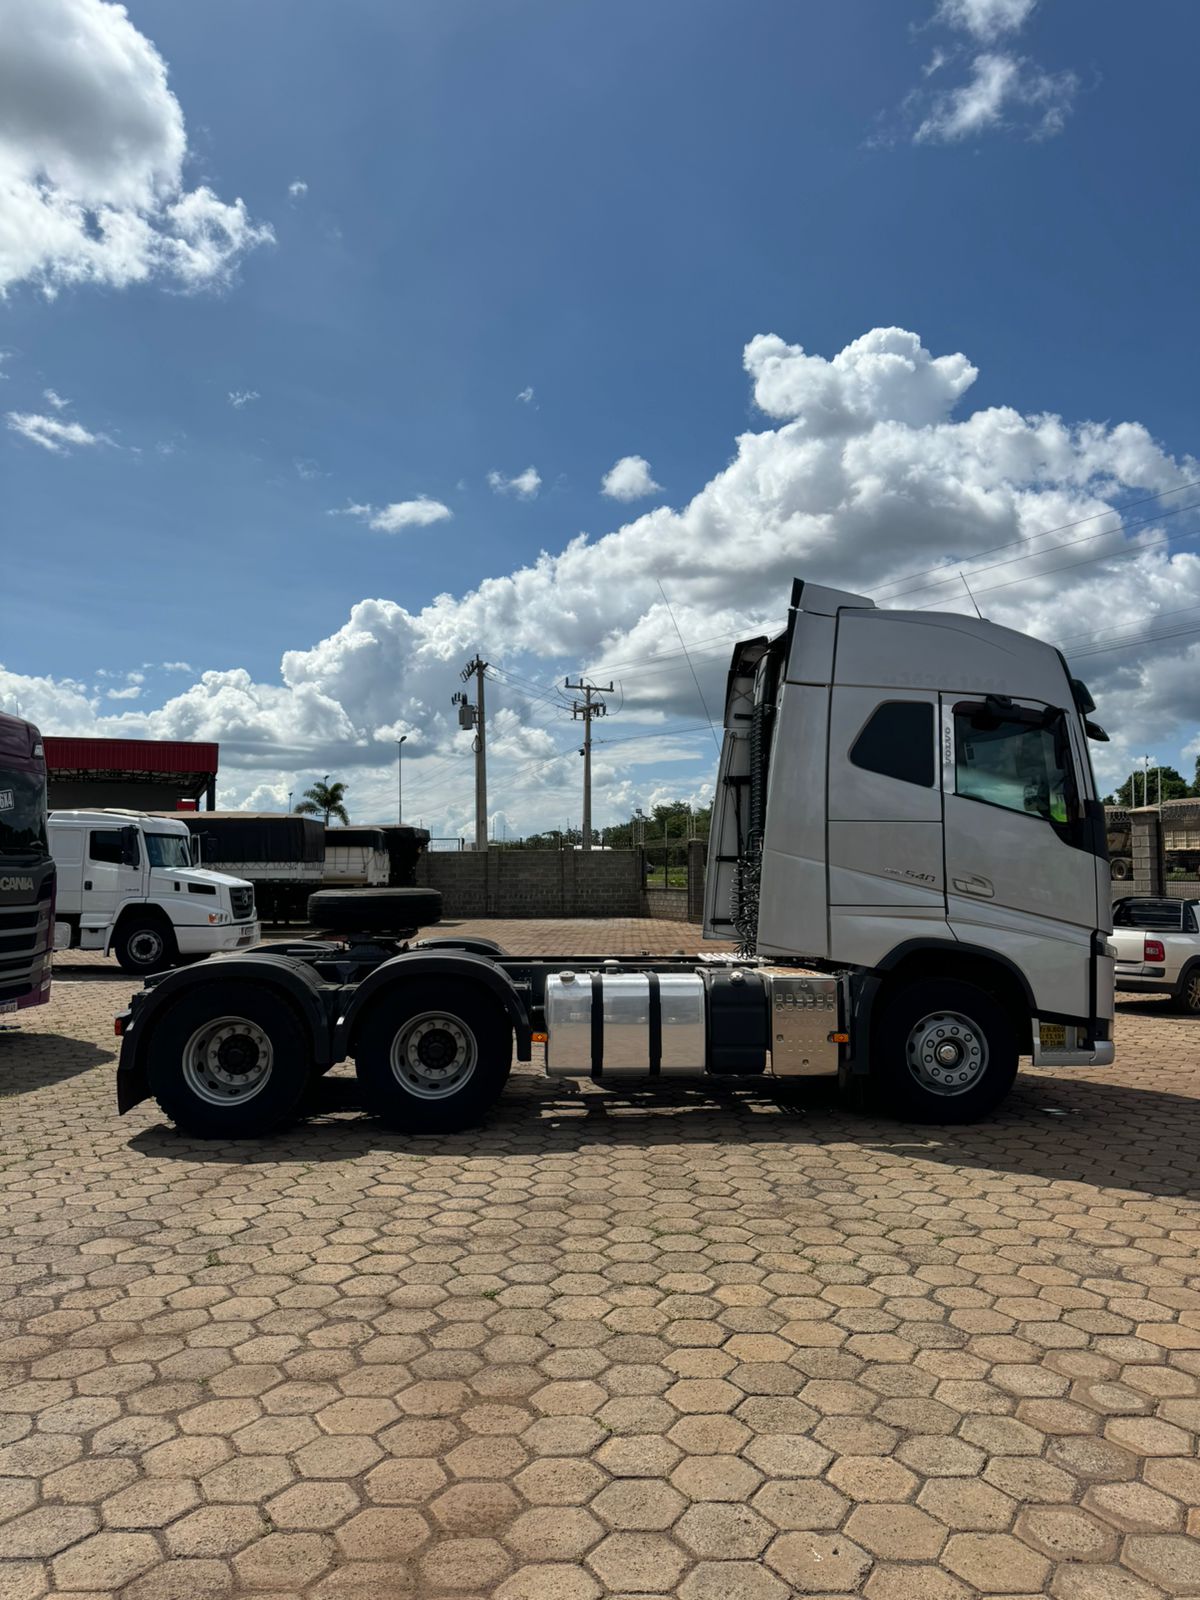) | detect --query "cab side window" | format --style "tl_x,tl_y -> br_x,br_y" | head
954,712 -> 1069,824
849,702 -> 935,788
89,830 -> 136,865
